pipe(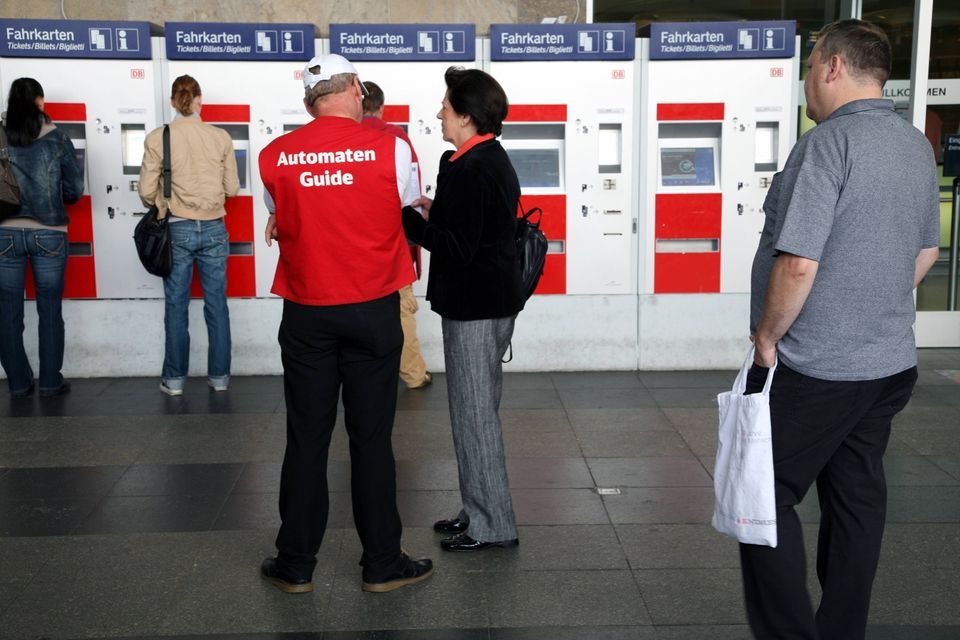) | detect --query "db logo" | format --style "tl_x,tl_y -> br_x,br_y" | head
294,70 -> 304,80
612,69 -> 626,80
130,68 -> 145,80
770,67 -> 784,78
